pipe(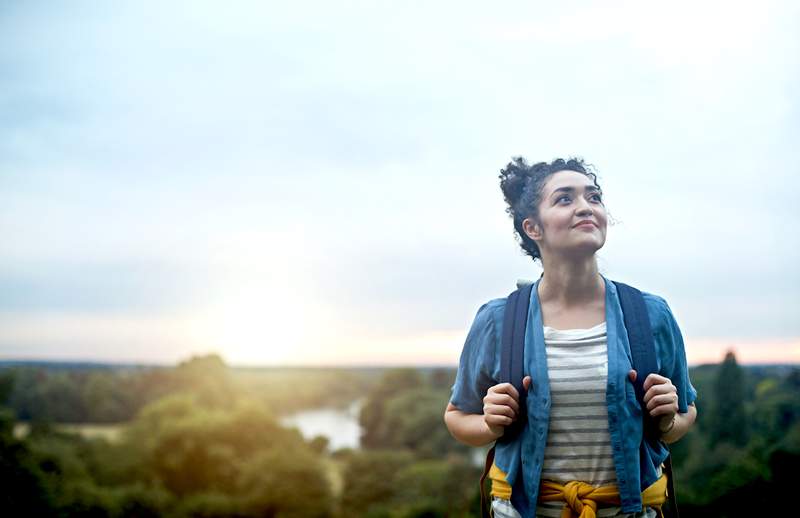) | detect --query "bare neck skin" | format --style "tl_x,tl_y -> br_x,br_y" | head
537,253 -> 605,329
